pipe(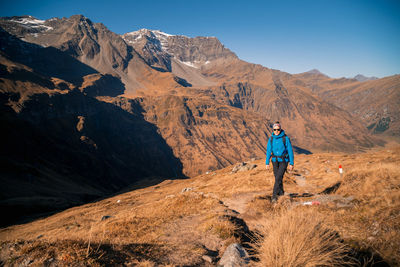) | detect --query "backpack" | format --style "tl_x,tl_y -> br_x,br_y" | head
269,134 -> 288,161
